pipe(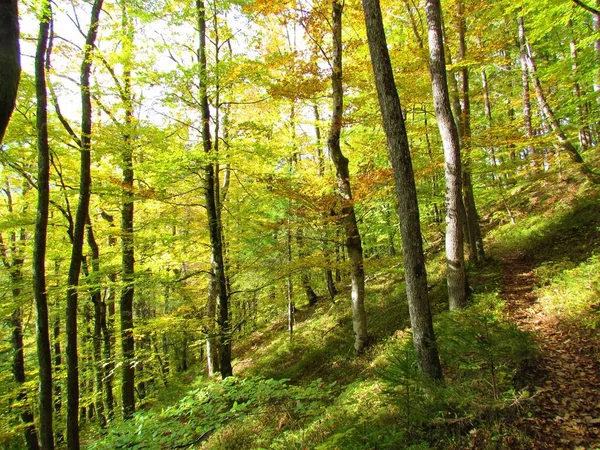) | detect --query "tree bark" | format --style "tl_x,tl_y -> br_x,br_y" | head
424,0 -> 468,309
519,16 -> 600,182
361,0 -> 442,380
198,0 -> 232,378
518,16 -> 534,158
65,0 -> 103,444
328,0 -> 368,354
455,0 -> 484,263
205,265 -> 220,376
568,21 -> 591,151
313,105 -> 337,301
1,205 -> 40,450
119,3 -> 136,419
33,4 -> 55,447
86,219 -> 106,427
0,0 -> 20,144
